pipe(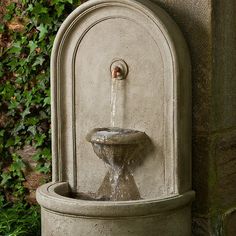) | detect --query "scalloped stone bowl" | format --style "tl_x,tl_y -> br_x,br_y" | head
86,127 -> 148,166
